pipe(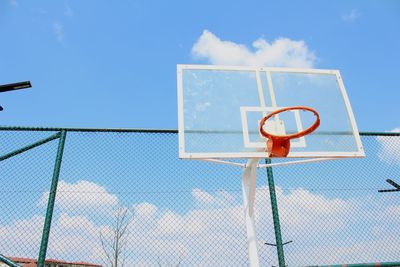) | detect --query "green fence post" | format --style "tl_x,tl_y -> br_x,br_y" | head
0,254 -> 20,267
37,130 -> 67,267
265,158 -> 286,267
